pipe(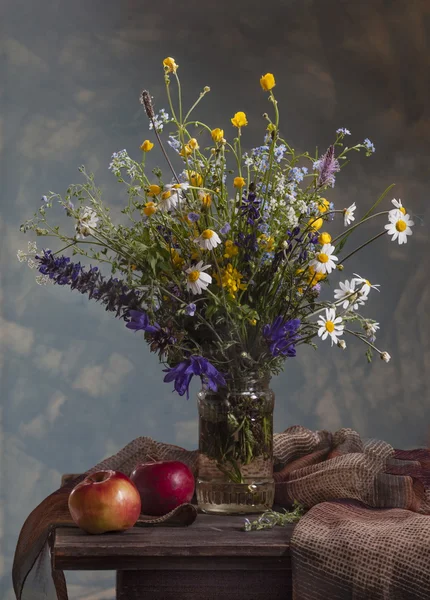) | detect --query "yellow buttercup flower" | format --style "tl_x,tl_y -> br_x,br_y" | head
224,240 -> 239,259
163,57 -> 178,73
140,140 -> 154,152
188,138 -> 199,150
143,201 -> 157,216
233,176 -> 246,188
318,232 -> 332,245
231,111 -> 248,128
309,217 -> 323,231
249,318 -> 257,326
147,184 -> 161,197
260,73 -> 276,91
211,128 -> 224,143
308,266 -> 326,284
189,172 -> 203,187
179,145 -> 192,157
318,198 -> 330,213
198,190 -> 212,208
